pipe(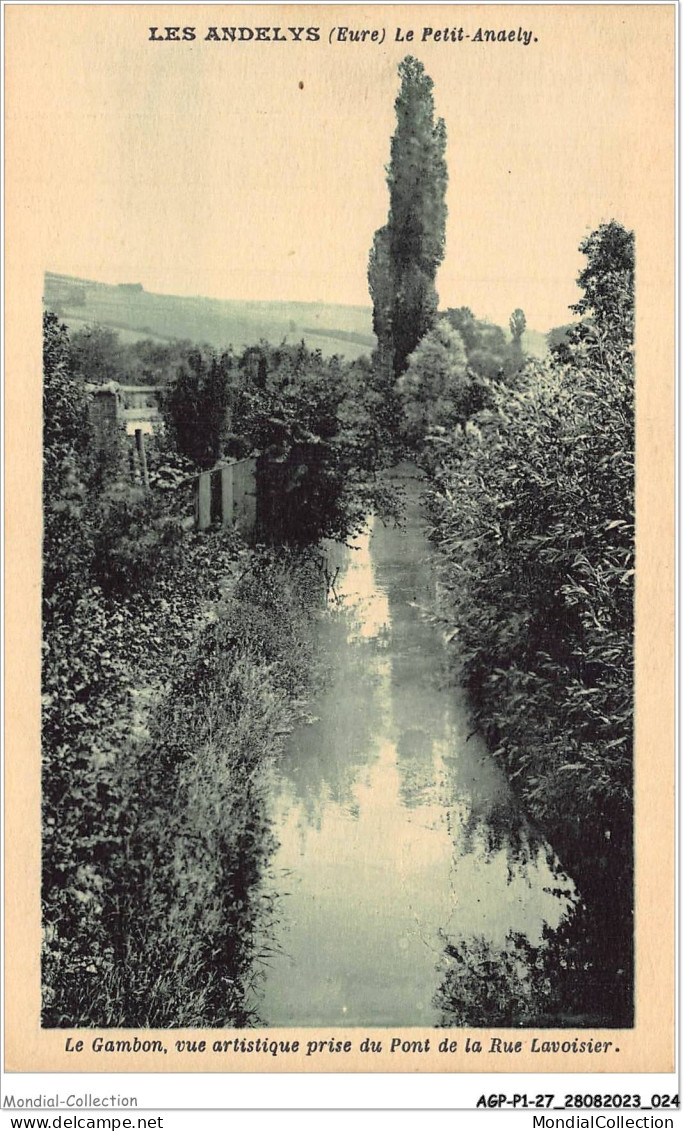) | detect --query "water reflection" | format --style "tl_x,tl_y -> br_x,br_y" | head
434,900 -> 616,1029
253,473 -> 576,1027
